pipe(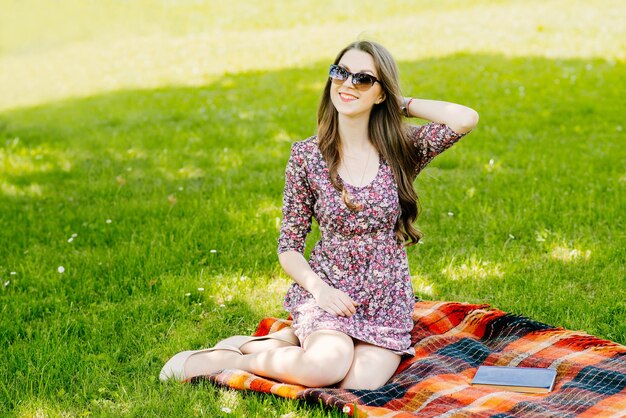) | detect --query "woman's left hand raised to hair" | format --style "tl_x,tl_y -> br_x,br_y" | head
403,97 -> 479,135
